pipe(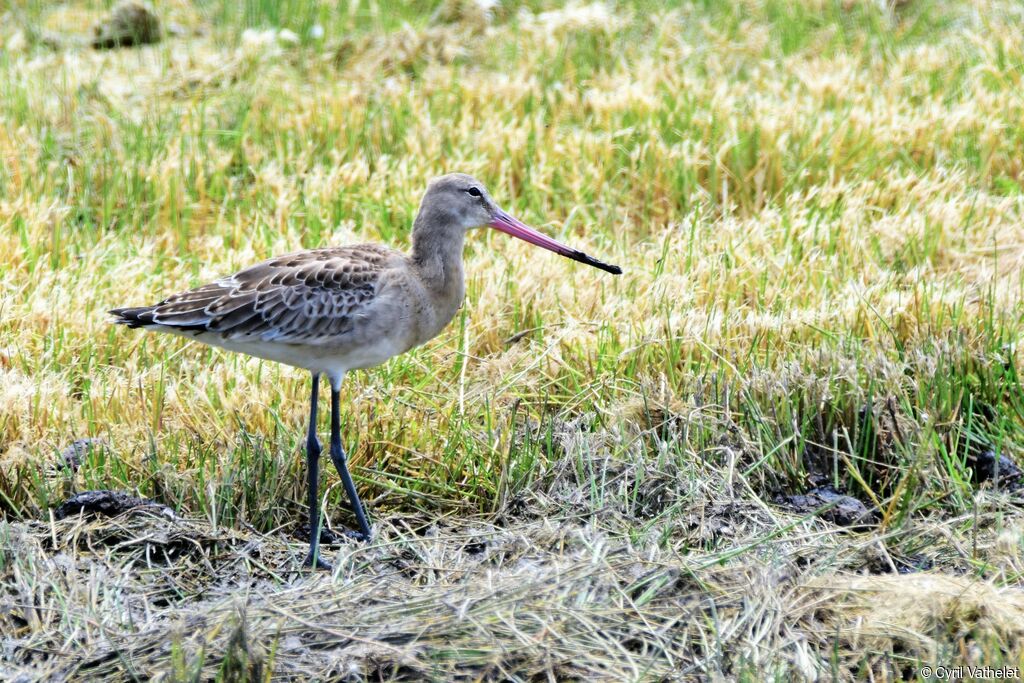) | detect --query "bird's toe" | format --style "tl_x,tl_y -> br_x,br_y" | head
303,552 -> 333,570
342,529 -> 371,543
